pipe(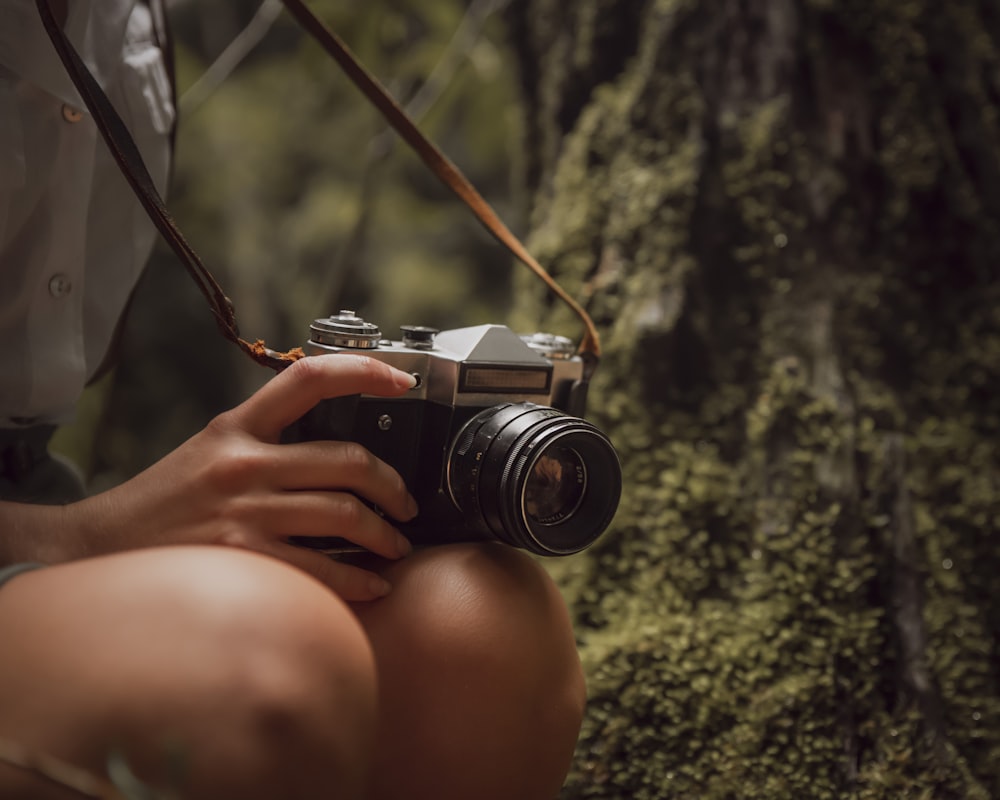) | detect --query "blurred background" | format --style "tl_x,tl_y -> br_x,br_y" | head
54,0 -> 525,489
